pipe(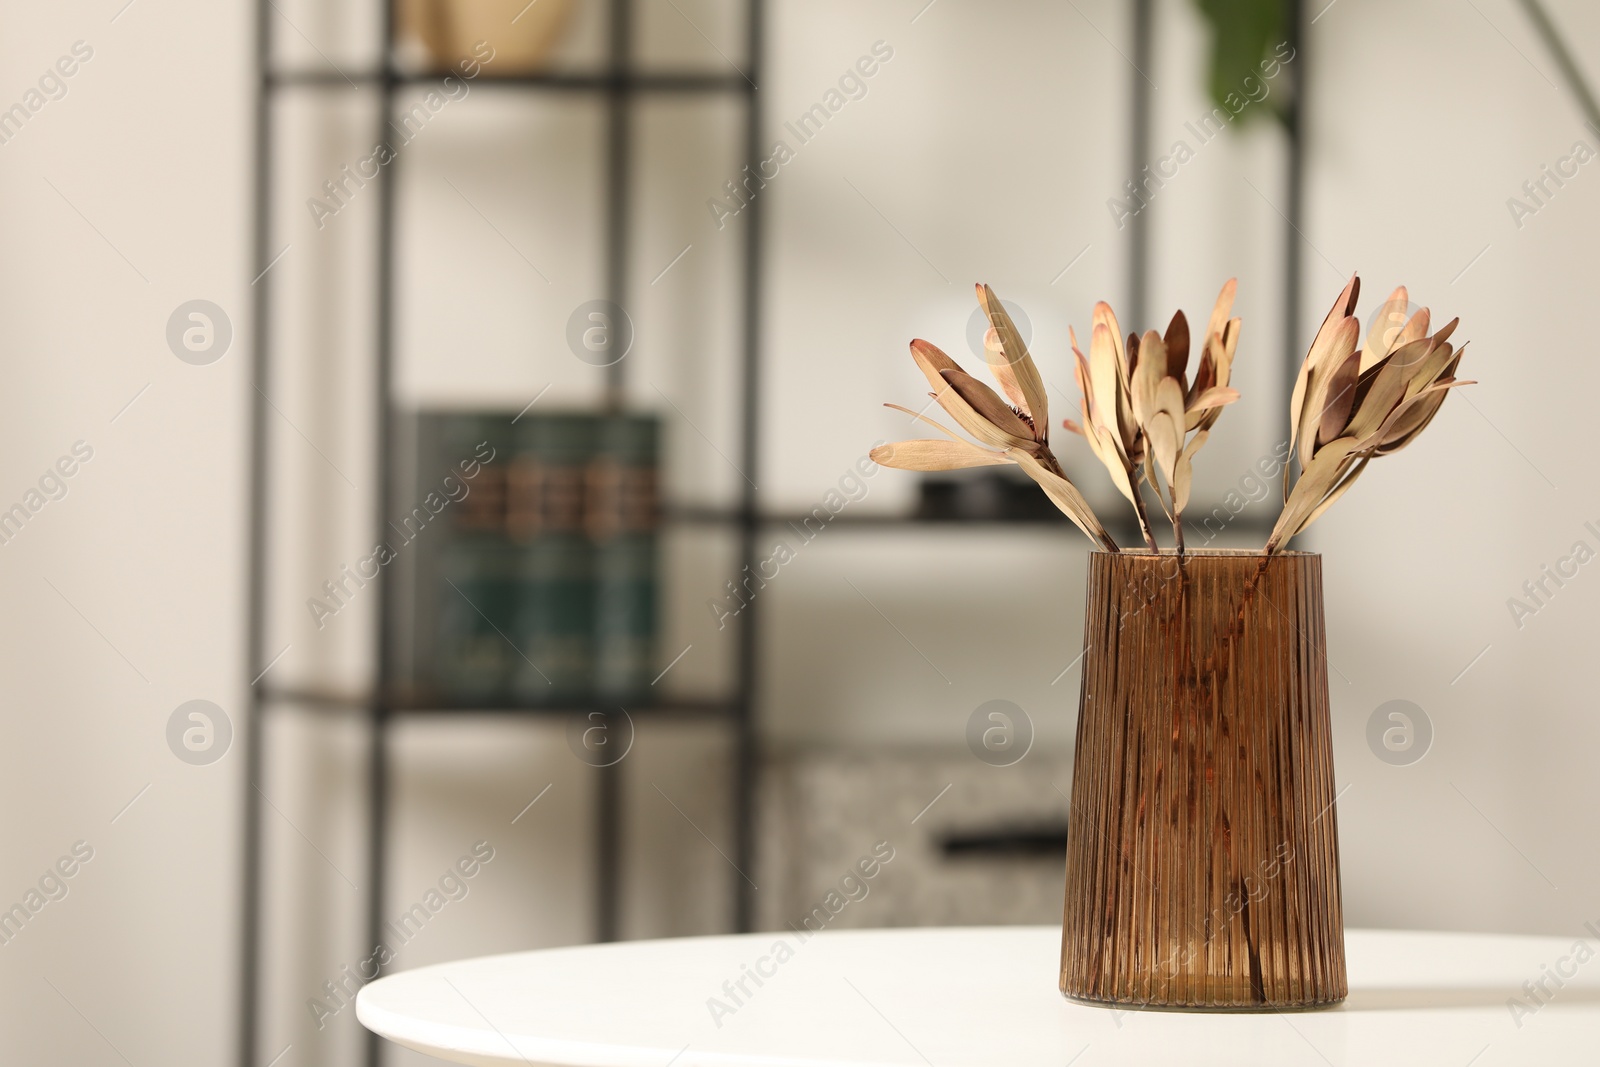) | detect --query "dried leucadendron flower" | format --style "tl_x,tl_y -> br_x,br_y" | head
1065,280 -> 1242,551
871,284 -> 1120,552
1267,275 -> 1473,552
